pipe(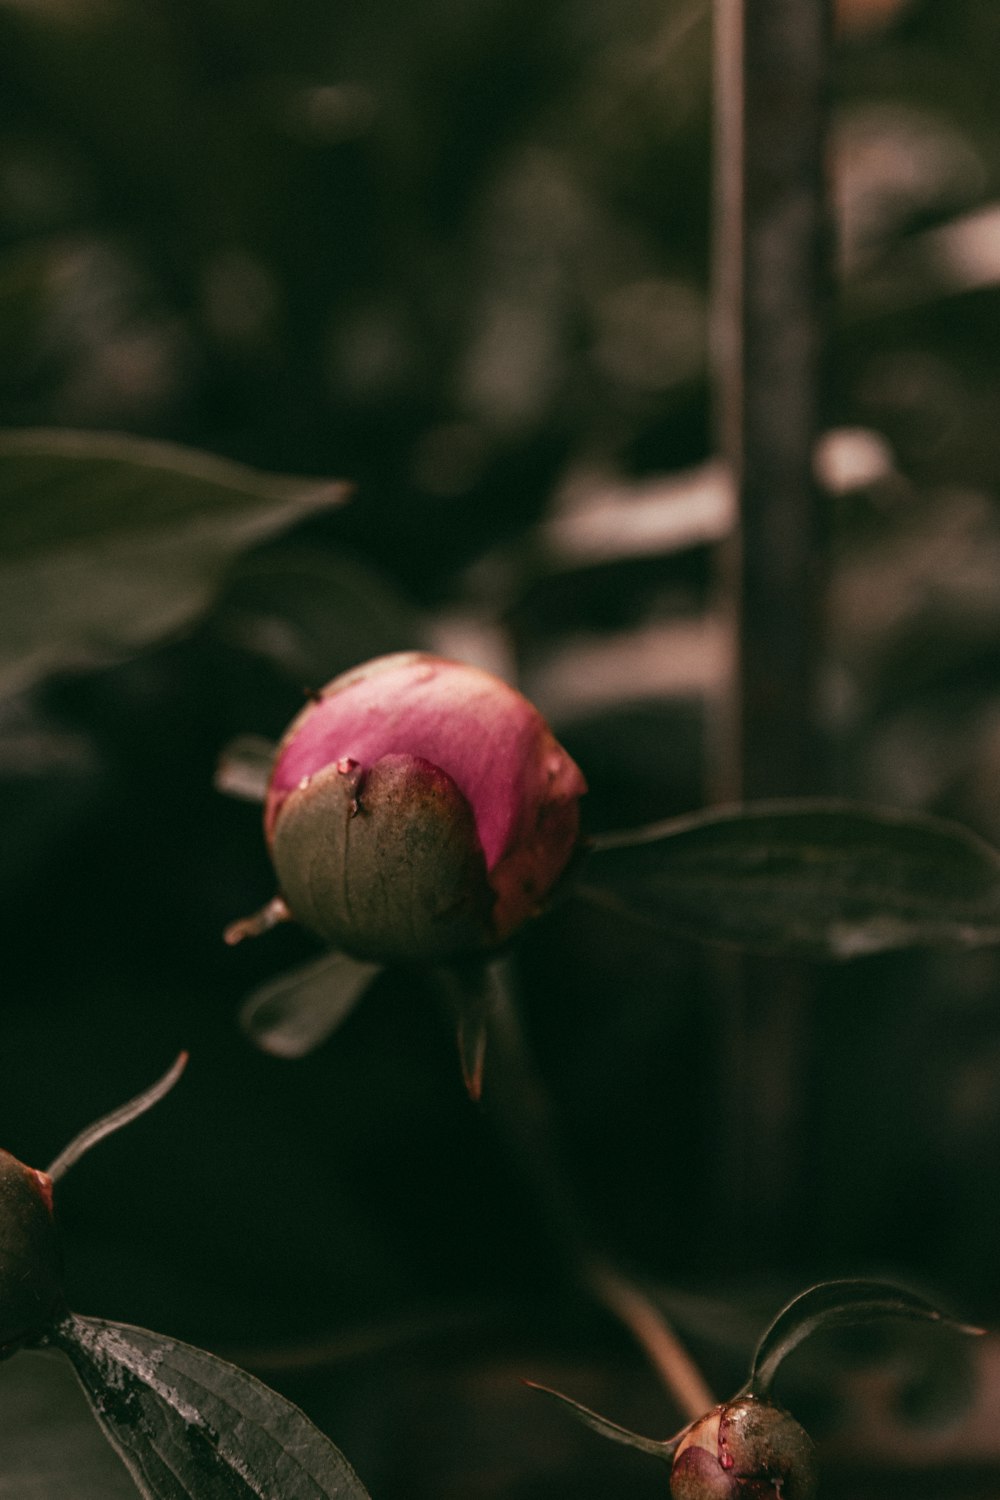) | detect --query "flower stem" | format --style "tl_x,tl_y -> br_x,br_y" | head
465,955 -> 713,1423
